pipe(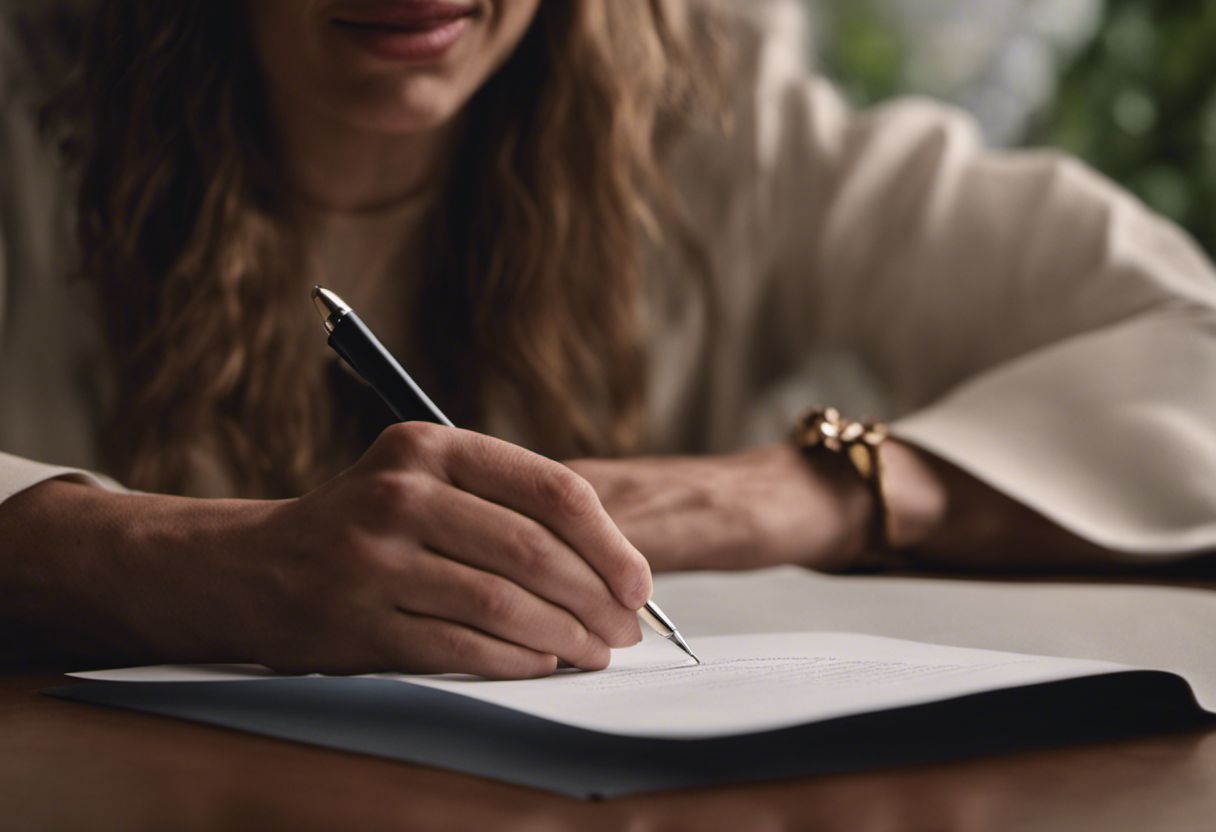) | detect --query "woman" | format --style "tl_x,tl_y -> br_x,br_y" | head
1,0 -> 1213,677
